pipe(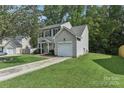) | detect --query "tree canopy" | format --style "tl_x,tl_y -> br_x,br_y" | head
0,5 -> 124,55
43,5 -> 124,55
